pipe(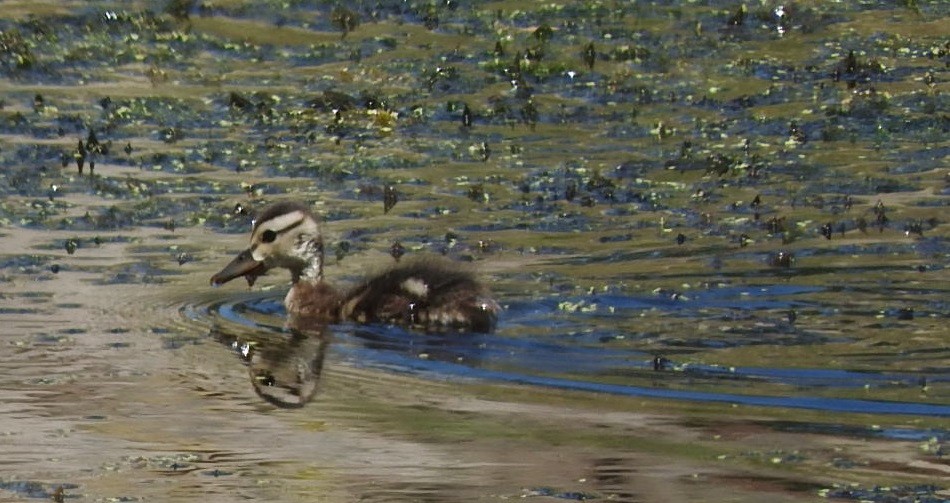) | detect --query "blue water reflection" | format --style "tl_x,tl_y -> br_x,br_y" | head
207,285 -> 949,418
